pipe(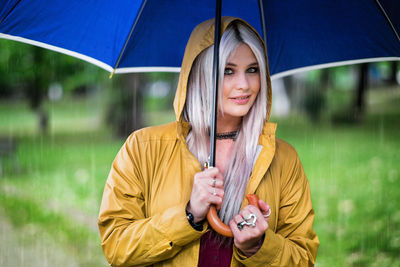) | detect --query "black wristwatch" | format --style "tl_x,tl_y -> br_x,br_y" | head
185,210 -> 203,231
